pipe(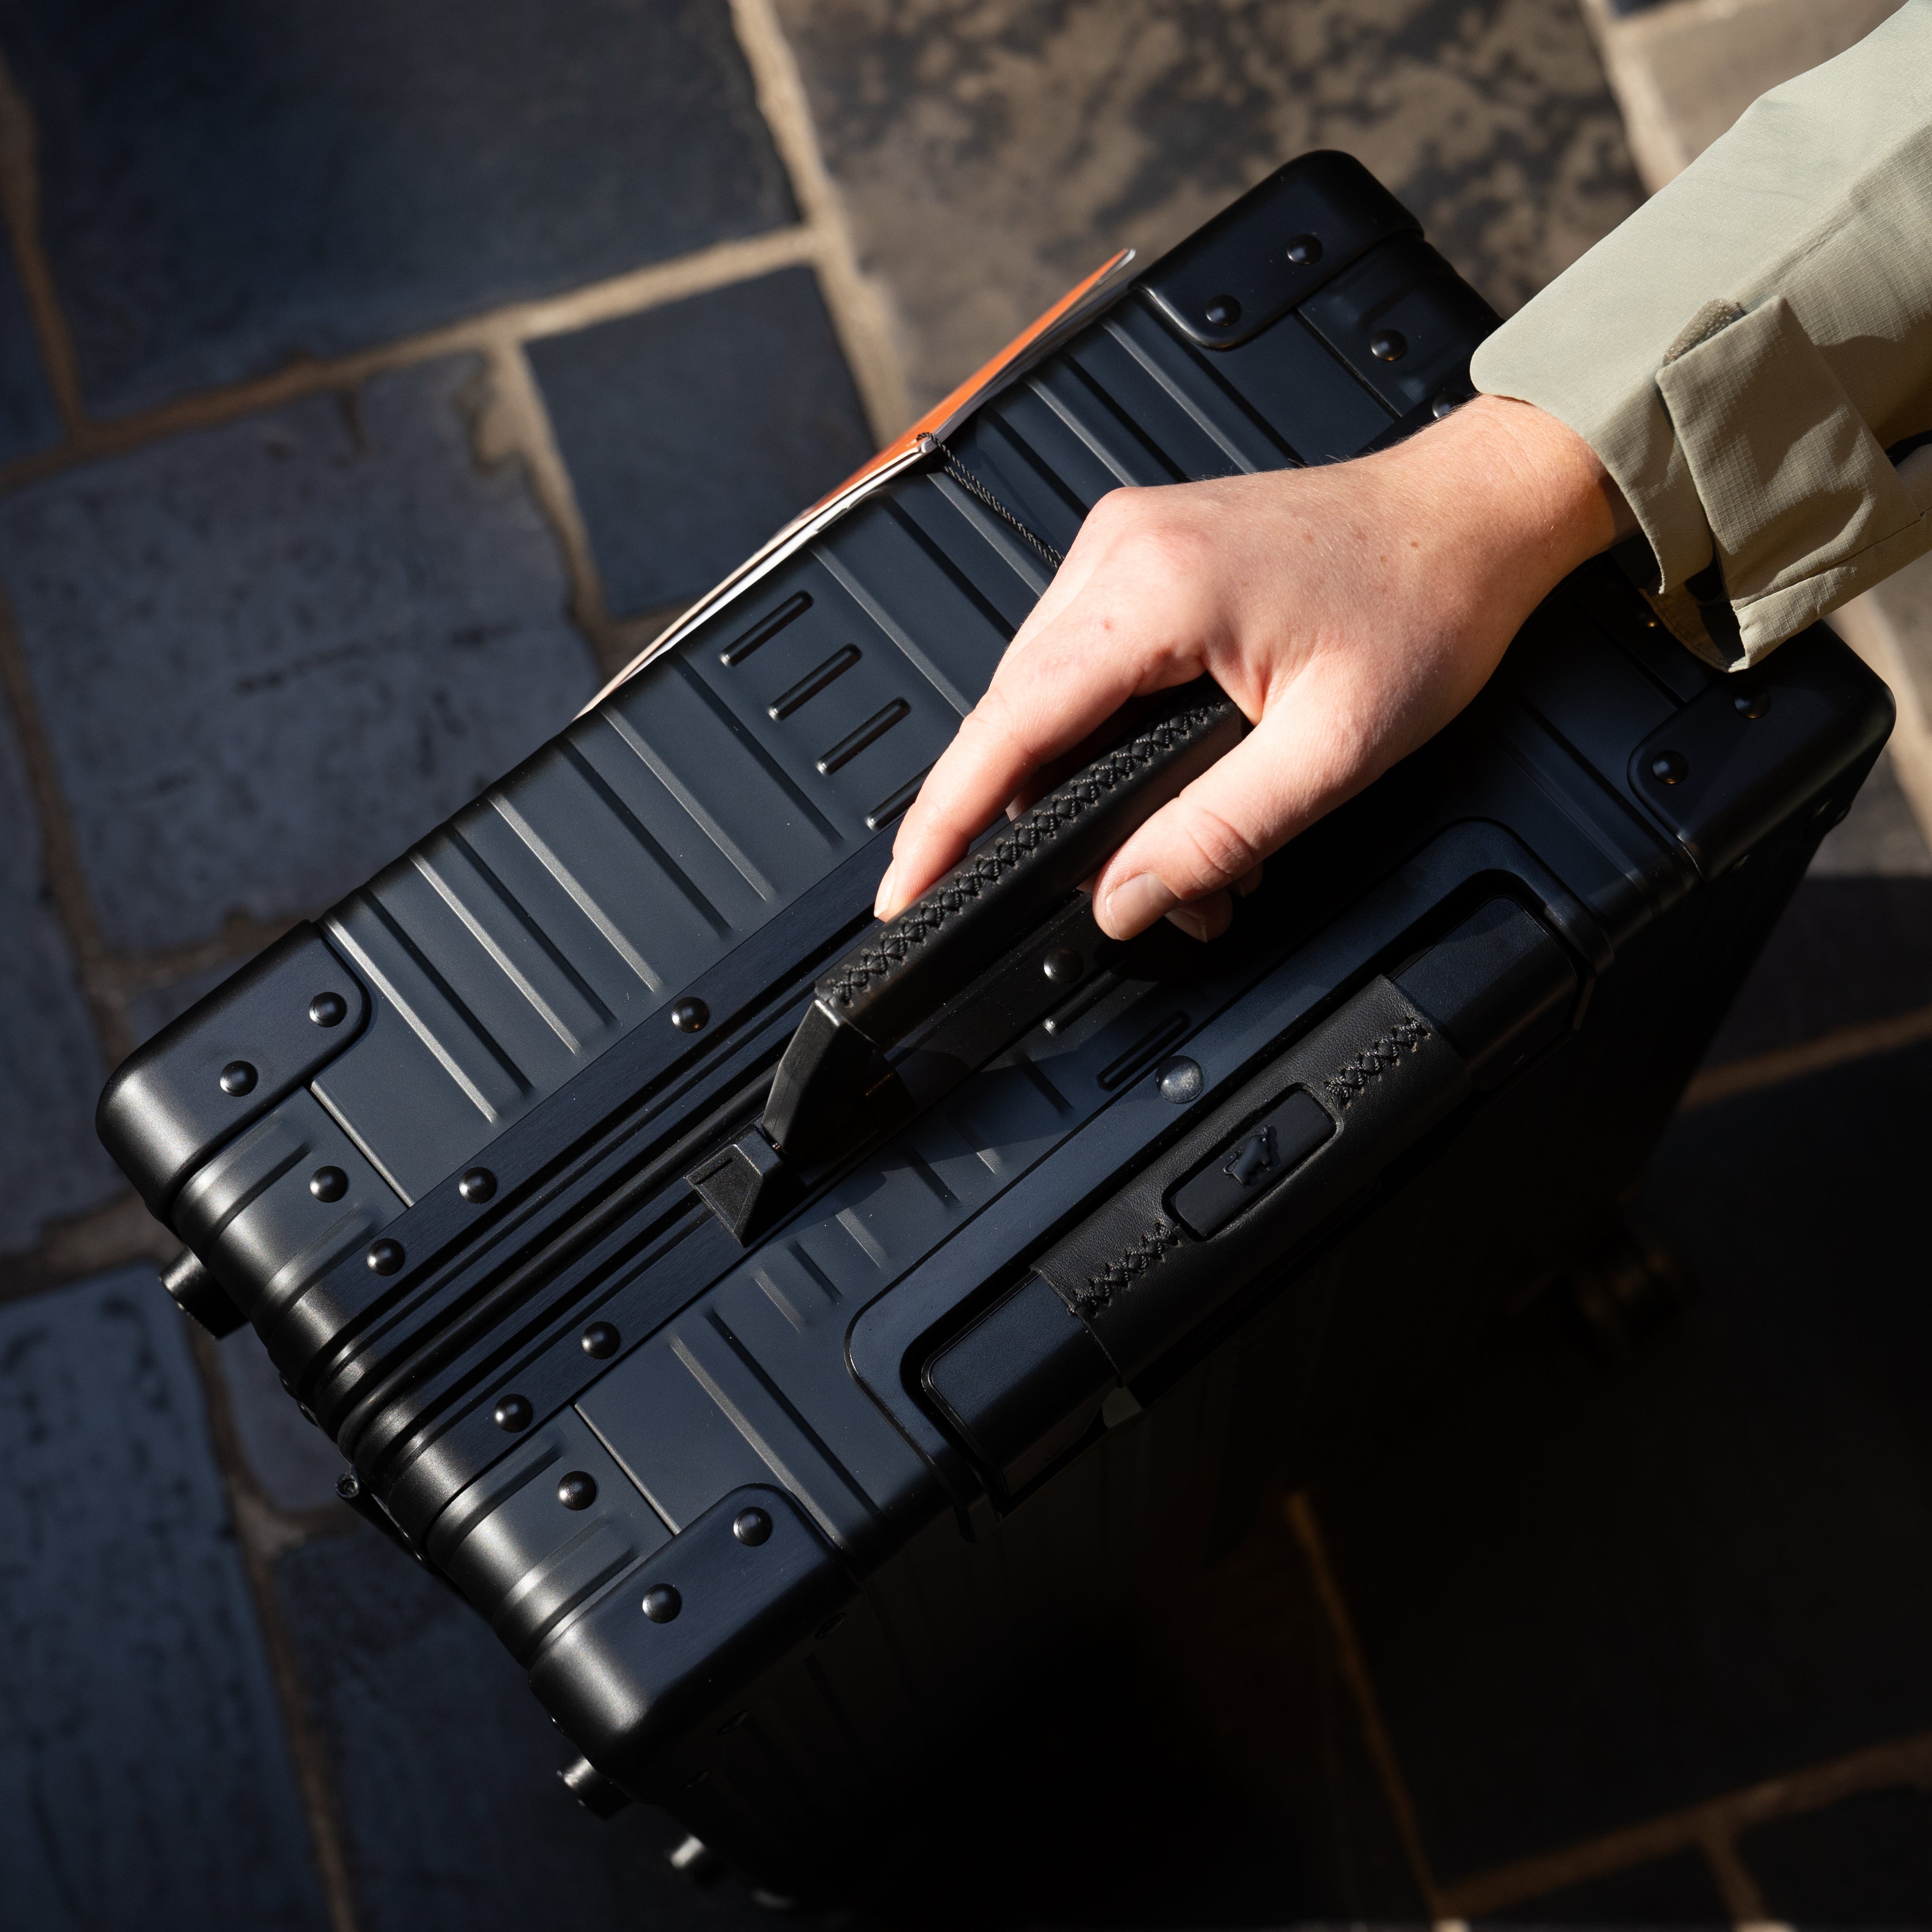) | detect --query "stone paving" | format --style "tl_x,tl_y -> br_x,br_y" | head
0,3 -> 1927,1928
